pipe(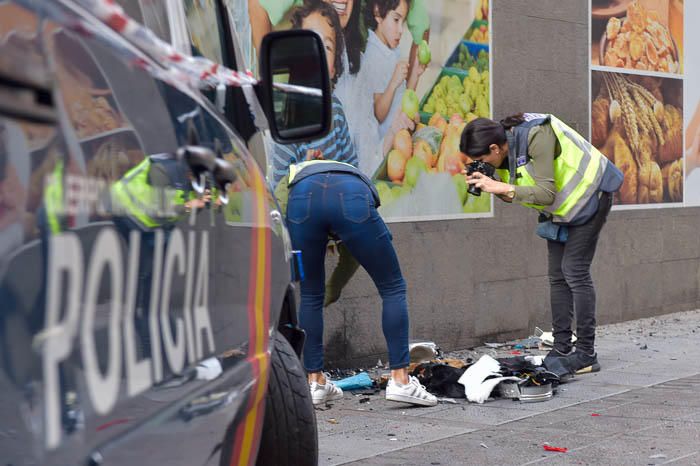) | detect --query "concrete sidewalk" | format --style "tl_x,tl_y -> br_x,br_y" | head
316,310 -> 700,466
